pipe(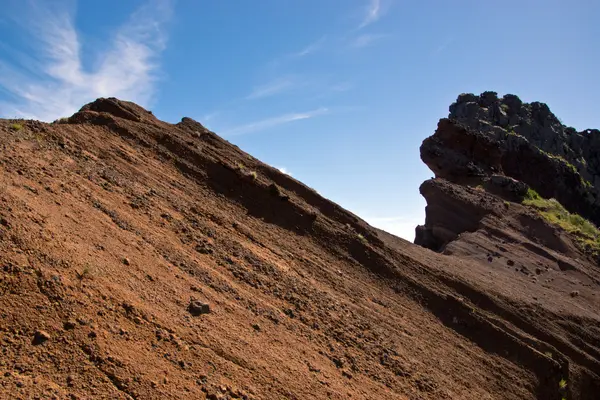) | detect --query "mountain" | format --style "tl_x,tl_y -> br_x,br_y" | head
0,96 -> 598,399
